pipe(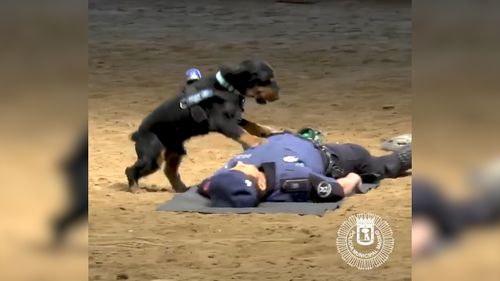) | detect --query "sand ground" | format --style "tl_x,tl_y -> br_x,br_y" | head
89,1 -> 411,280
